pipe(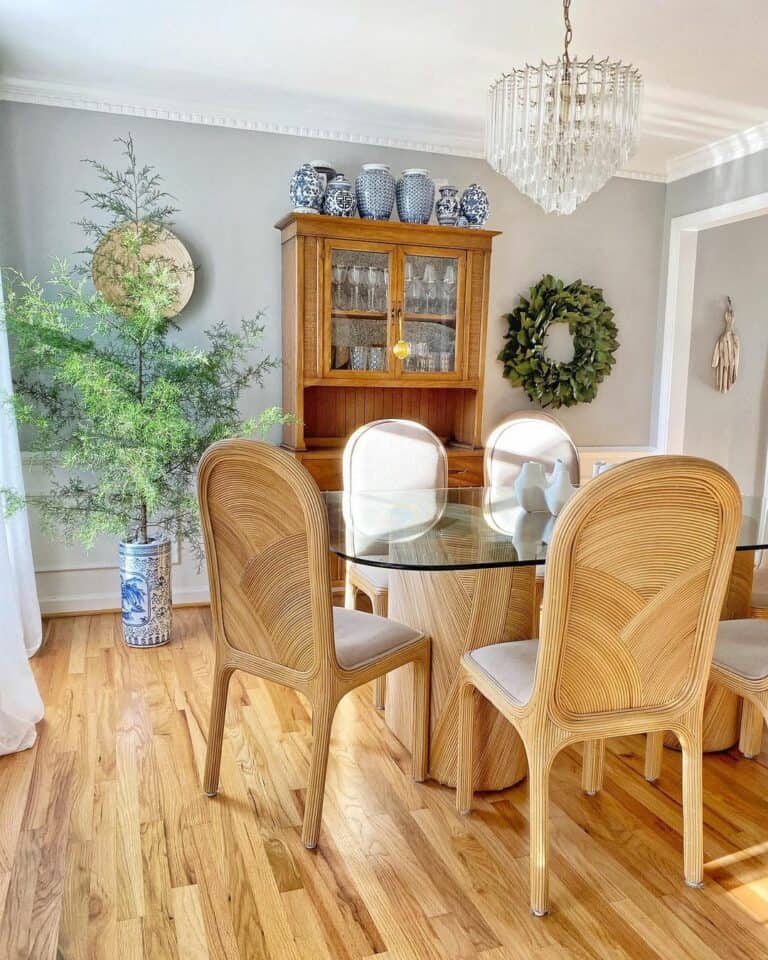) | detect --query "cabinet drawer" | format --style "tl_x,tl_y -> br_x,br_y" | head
447,452 -> 483,487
